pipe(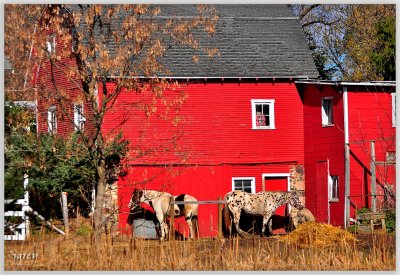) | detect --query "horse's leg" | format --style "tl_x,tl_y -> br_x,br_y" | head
262,212 -> 273,237
185,213 -> 194,239
156,213 -> 166,241
231,208 -> 246,237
